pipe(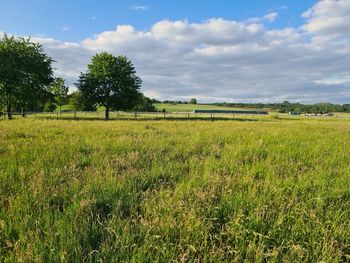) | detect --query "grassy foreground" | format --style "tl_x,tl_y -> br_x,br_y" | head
1,118 -> 350,262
